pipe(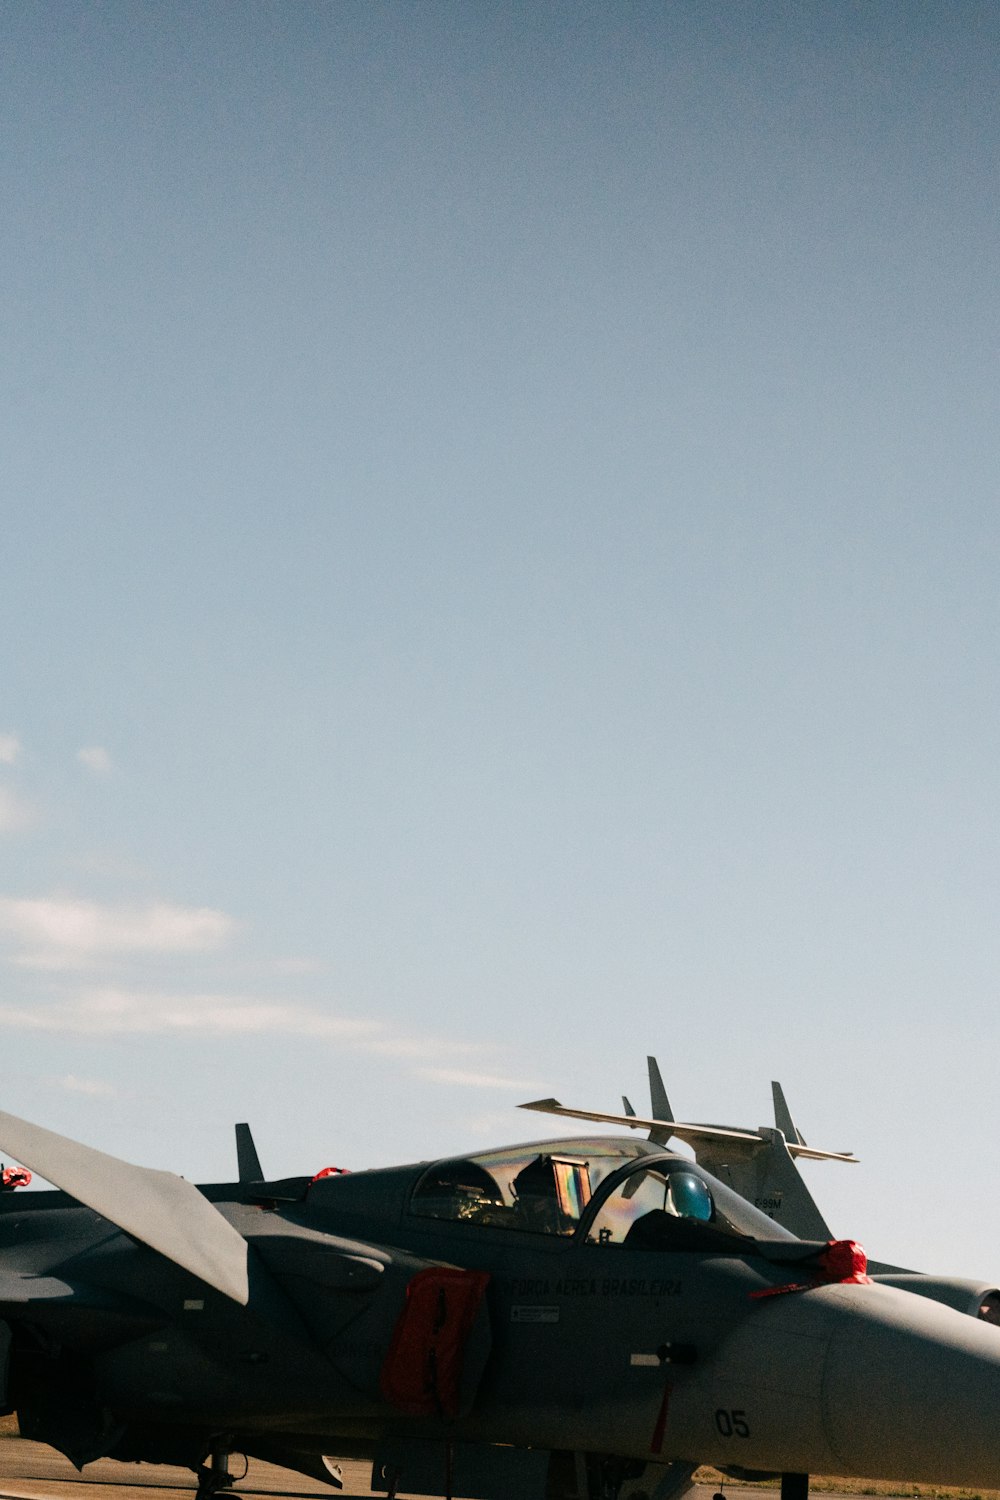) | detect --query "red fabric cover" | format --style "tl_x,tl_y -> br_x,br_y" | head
750,1237 -> 871,1300
380,1266 -> 491,1418
0,1168 -> 30,1190
818,1238 -> 870,1284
